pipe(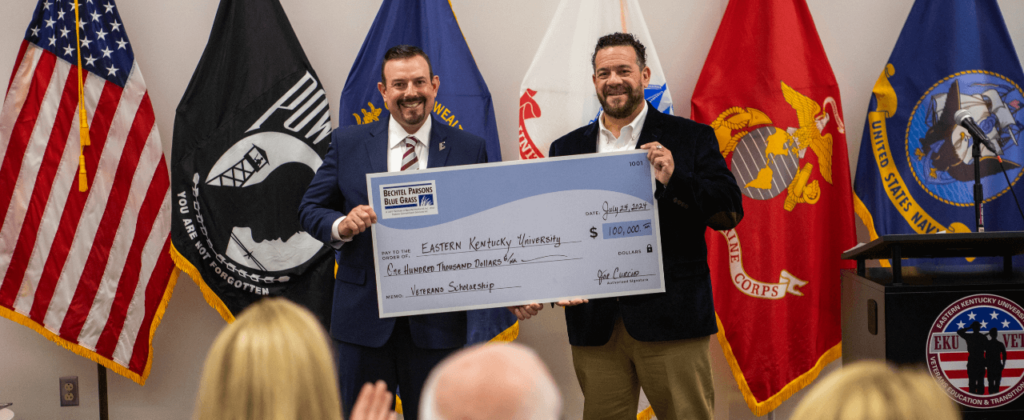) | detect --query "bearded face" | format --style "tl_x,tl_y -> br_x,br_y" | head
378,55 -> 439,133
598,79 -> 645,119
593,45 -> 651,120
